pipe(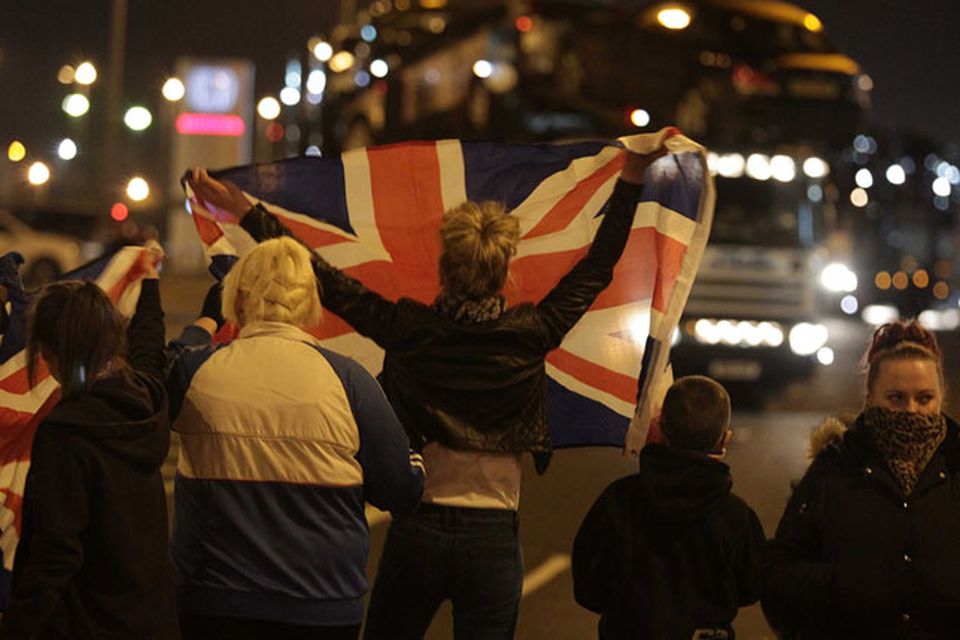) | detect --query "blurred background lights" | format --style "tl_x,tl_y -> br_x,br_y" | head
816,347 -> 834,366
57,138 -> 77,160
657,8 -> 691,29
7,141 -> 26,162
370,59 -> 389,78
716,153 -> 745,178
472,60 -> 493,79
279,87 -> 301,106
124,106 -> 153,131
126,176 -> 150,201
313,42 -> 334,62
932,176 -> 951,197
257,96 -> 281,120
62,93 -> 90,117
802,156 -> 829,178
329,51 -> 355,73
850,187 -> 869,207
807,184 -> 823,202
885,164 -> 906,185
629,108 -> 651,127
745,154 -> 772,180
820,262 -> 858,292
840,295 -> 858,315
110,202 -> 129,222
57,65 -> 75,84
360,24 -> 377,42
27,161 -> 50,185
162,77 -> 186,101
354,70 -> 371,88
854,168 -> 873,189
770,155 -> 796,182
74,61 -> 98,85
307,69 -> 326,95
803,13 -> 823,32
